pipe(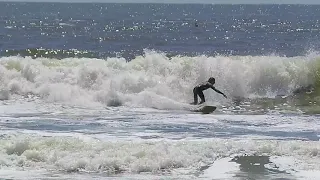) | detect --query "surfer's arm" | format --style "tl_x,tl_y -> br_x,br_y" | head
211,87 -> 227,98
